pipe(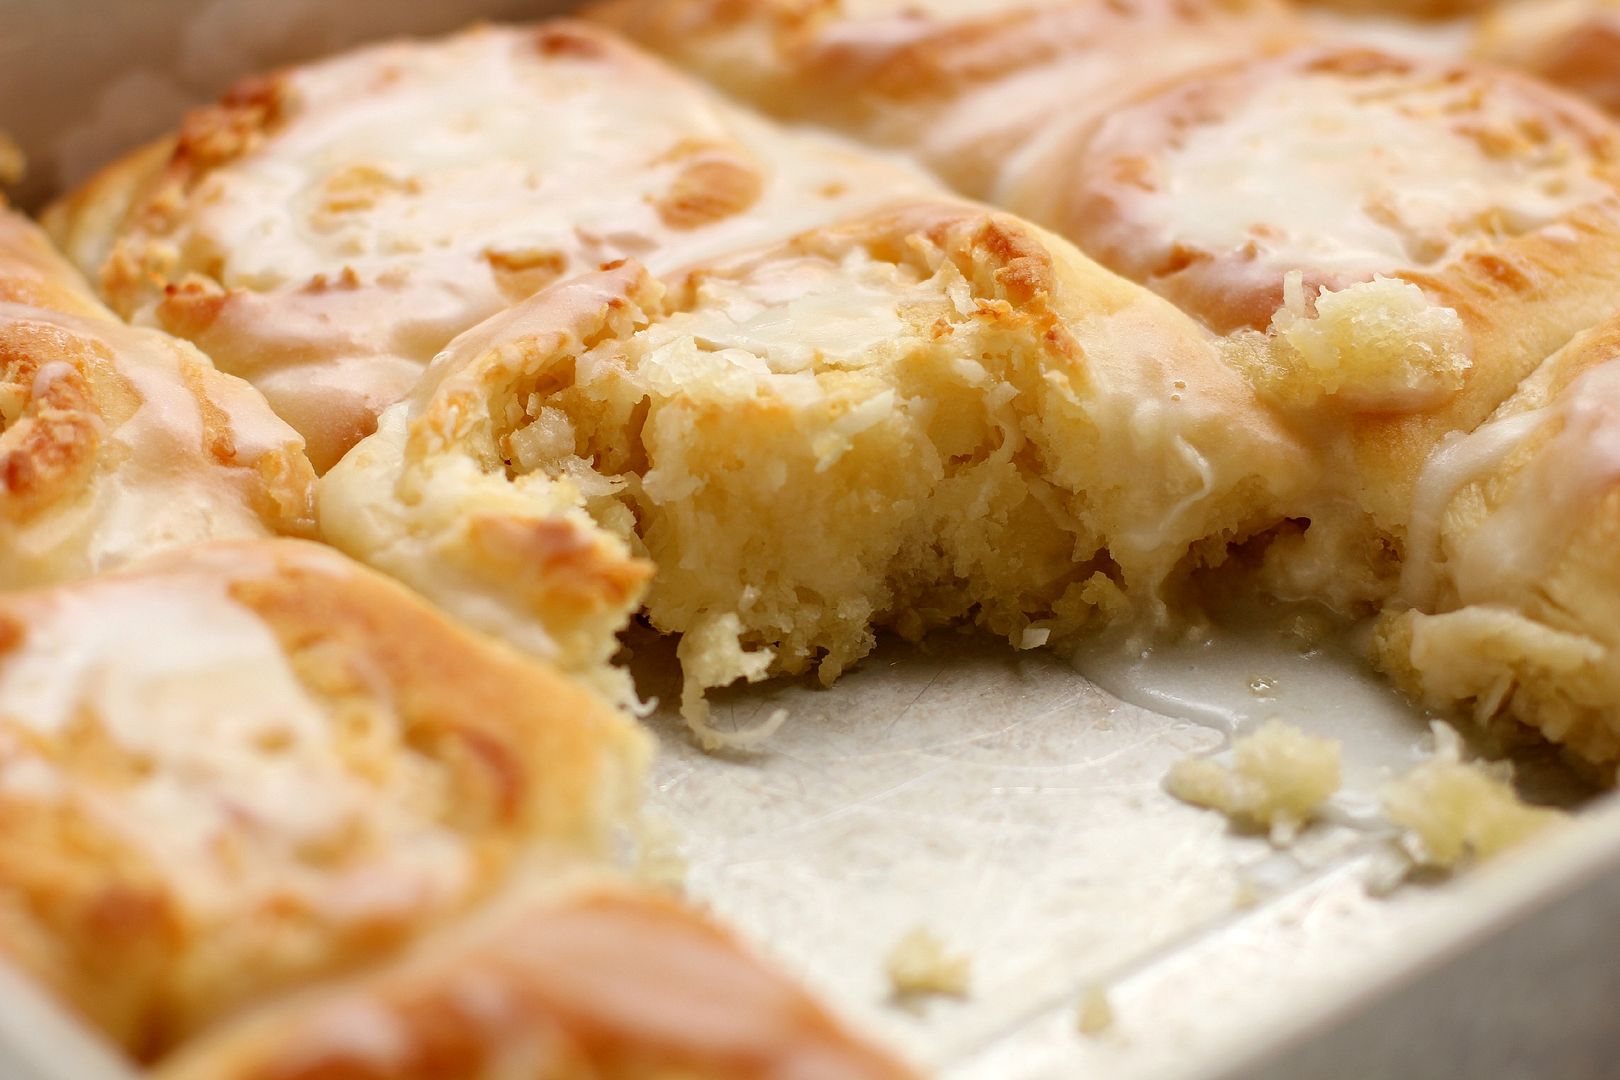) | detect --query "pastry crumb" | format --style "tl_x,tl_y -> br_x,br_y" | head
632,813 -> 688,892
1383,723 -> 1566,870
1265,273 -> 1470,411
885,927 -> 970,999
1076,984 -> 1114,1036
1165,720 -> 1341,844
